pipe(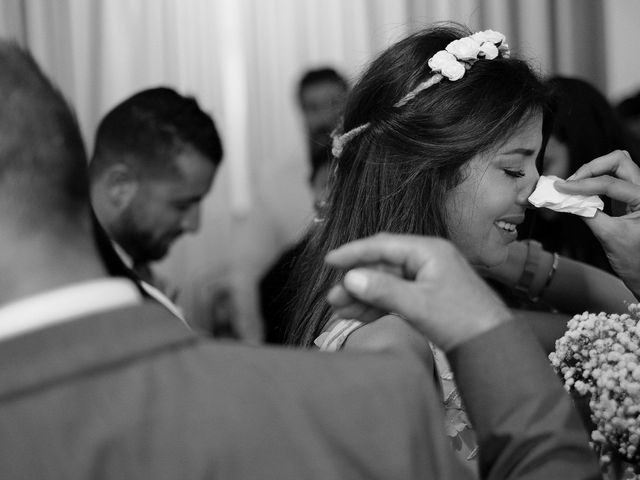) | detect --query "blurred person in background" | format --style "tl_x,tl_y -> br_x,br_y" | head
617,88 -> 640,142
89,87 -> 223,322
259,67 -> 348,344
297,66 -> 349,158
